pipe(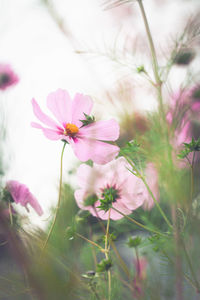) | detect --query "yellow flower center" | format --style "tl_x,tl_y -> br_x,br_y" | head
64,123 -> 79,137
